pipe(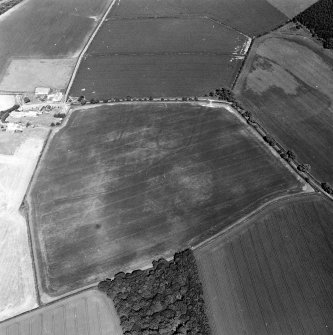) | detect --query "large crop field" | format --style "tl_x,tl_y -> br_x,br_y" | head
235,29 -> 333,185
85,18 -> 249,55
70,17 -> 250,99
29,103 -> 302,297
195,194 -> 333,335
109,0 -> 287,36
0,0 -> 111,91
70,54 -> 244,99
